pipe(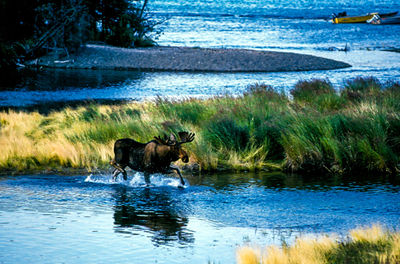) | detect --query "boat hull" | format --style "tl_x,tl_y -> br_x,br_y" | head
378,16 -> 400,24
380,11 -> 398,18
332,13 -> 377,24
